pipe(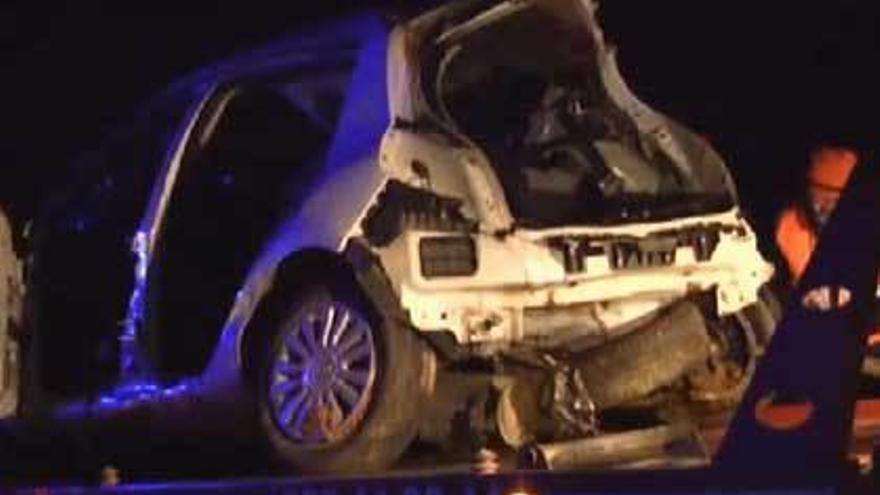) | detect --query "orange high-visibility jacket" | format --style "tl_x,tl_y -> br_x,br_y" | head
777,146 -> 859,284
777,200 -> 880,344
775,205 -> 817,284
